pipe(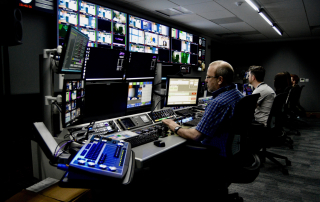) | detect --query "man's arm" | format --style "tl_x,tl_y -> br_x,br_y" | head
162,119 -> 203,141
